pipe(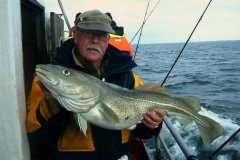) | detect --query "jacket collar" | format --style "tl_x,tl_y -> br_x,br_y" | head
103,44 -> 137,77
